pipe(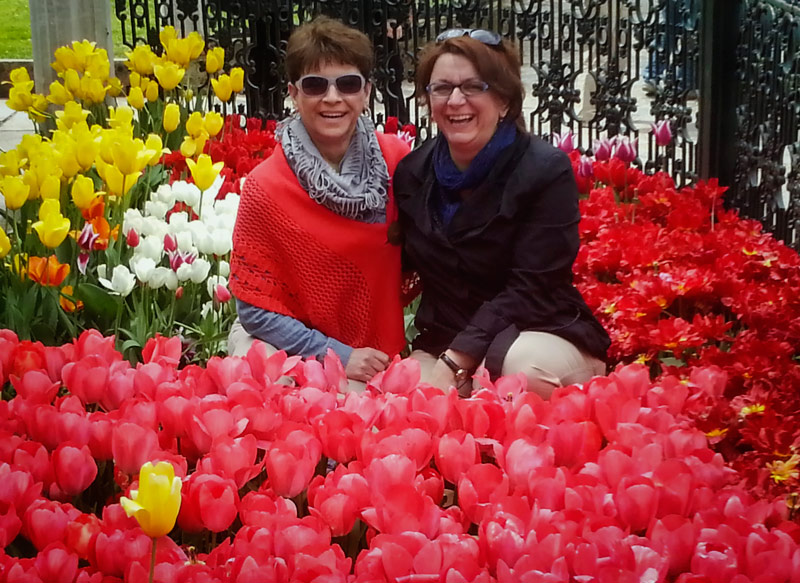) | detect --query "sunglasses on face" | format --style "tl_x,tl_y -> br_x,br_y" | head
294,73 -> 366,97
435,28 -> 502,46
426,79 -> 490,98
